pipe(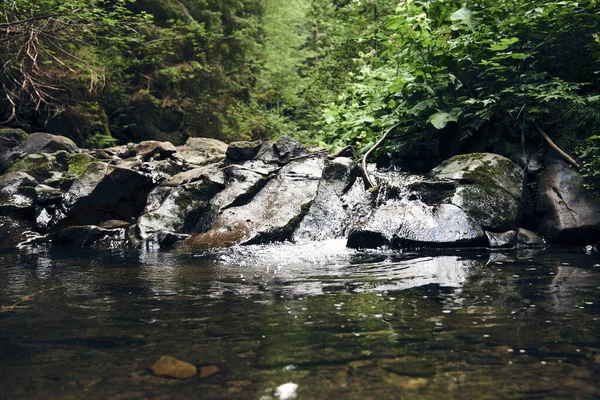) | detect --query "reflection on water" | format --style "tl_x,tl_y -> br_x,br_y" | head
0,243 -> 599,399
